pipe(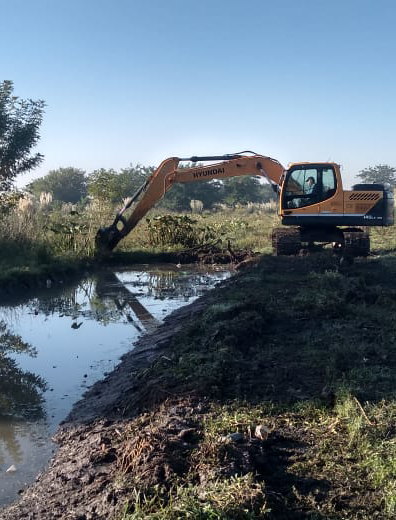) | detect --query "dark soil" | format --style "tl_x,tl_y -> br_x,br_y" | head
2,251 -> 396,519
